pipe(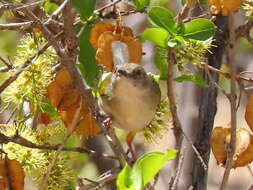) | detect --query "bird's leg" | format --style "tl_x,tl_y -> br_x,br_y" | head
126,131 -> 137,162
